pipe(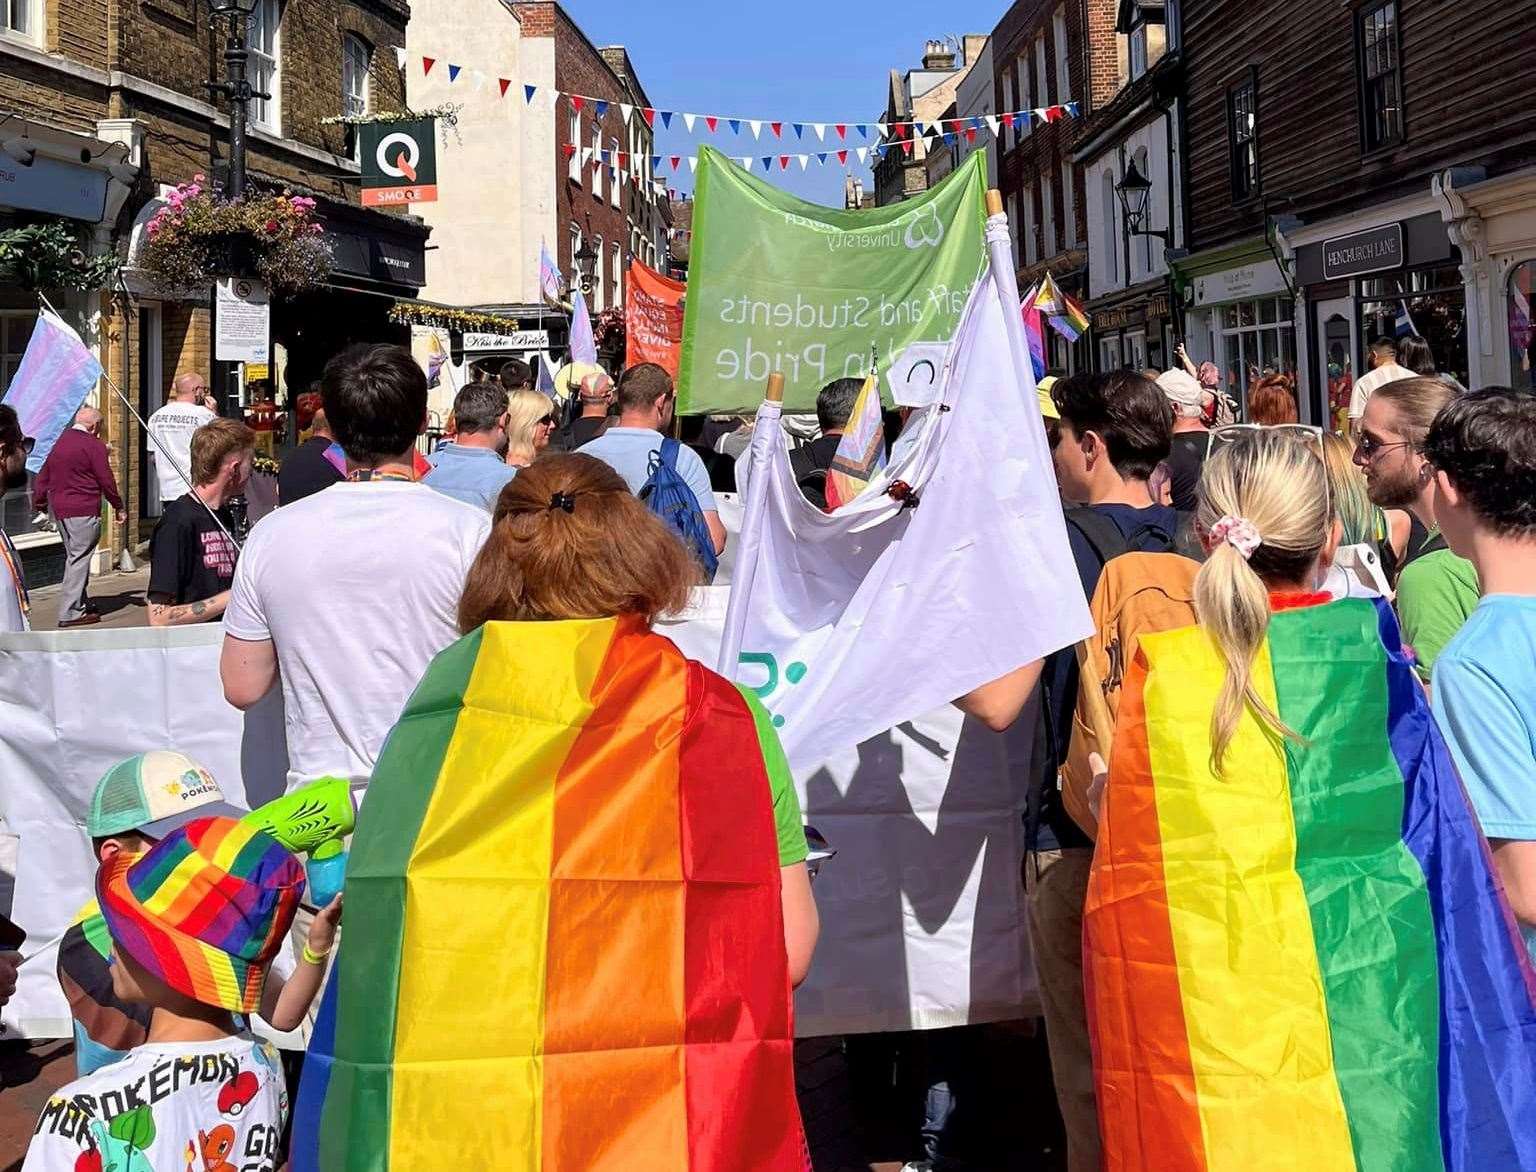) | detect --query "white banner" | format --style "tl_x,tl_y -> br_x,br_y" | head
1,593 -> 1039,1039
